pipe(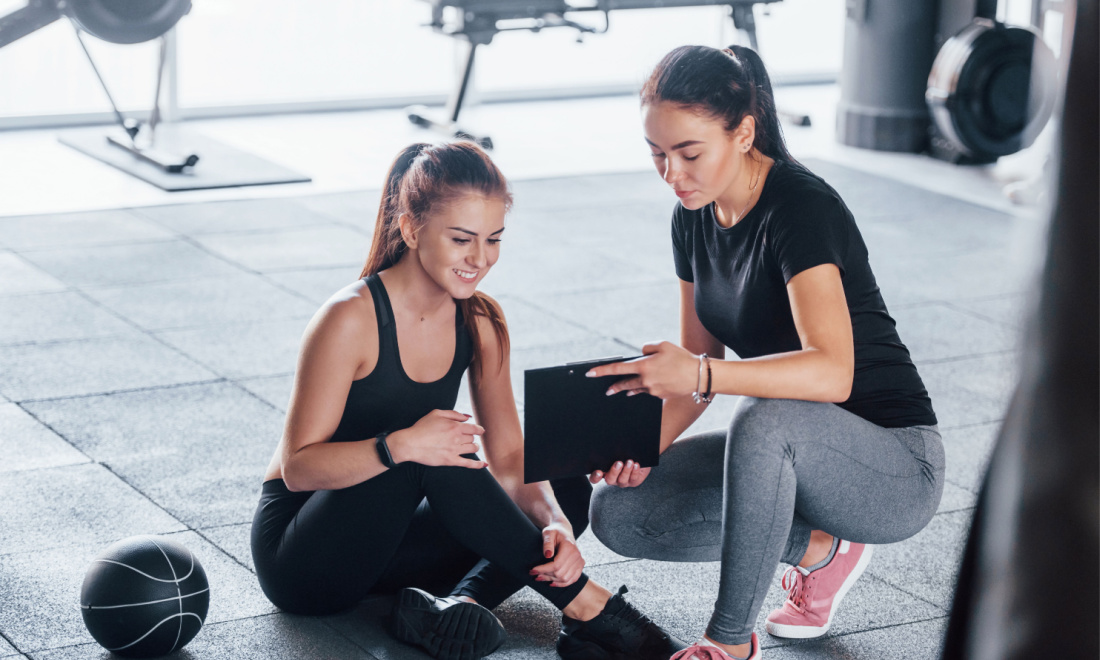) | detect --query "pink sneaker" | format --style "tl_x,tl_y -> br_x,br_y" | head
765,540 -> 873,639
670,633 -> 761,660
